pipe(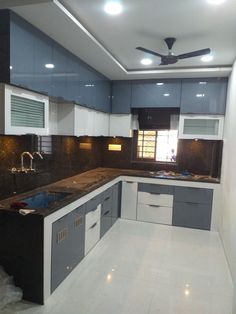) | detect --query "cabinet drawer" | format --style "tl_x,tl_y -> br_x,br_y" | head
138,183 -> 174,195
85,219 -> 100,255
174,186 -> 213,205
102,194 -> 112,216
138,191 -> 173,207
85,204 -> 101,231
137,203 -> 172,225
86,195 -> 101,214
172,202 -> 212,230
